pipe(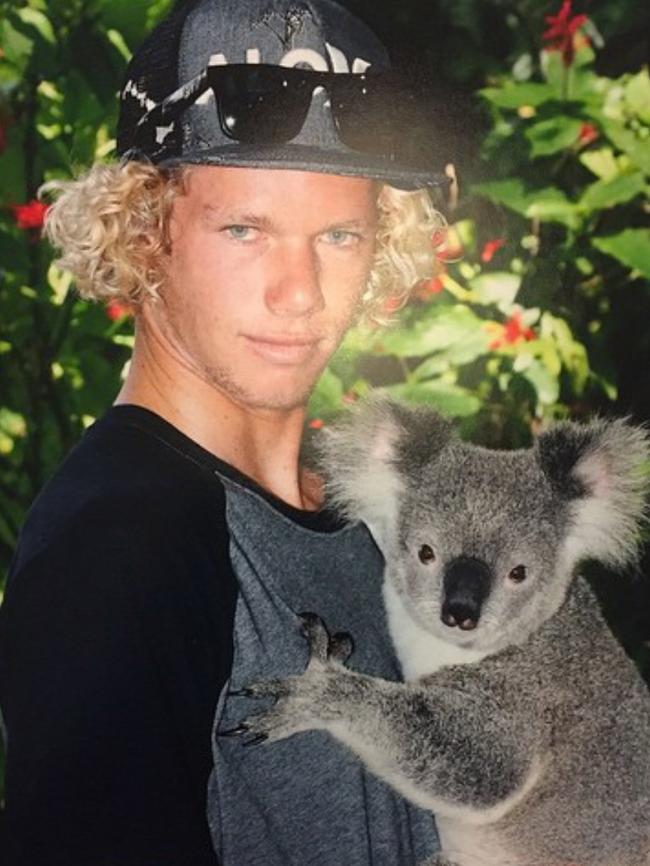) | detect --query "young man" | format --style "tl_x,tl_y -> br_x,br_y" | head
0,0 -> 448,863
